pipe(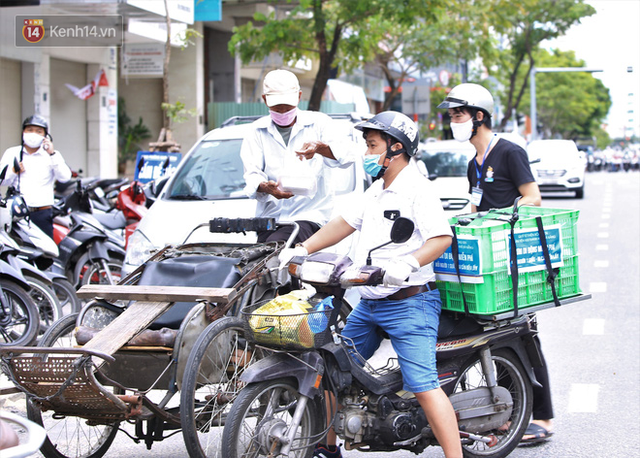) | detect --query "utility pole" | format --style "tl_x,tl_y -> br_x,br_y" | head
530,67 -> 603,141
